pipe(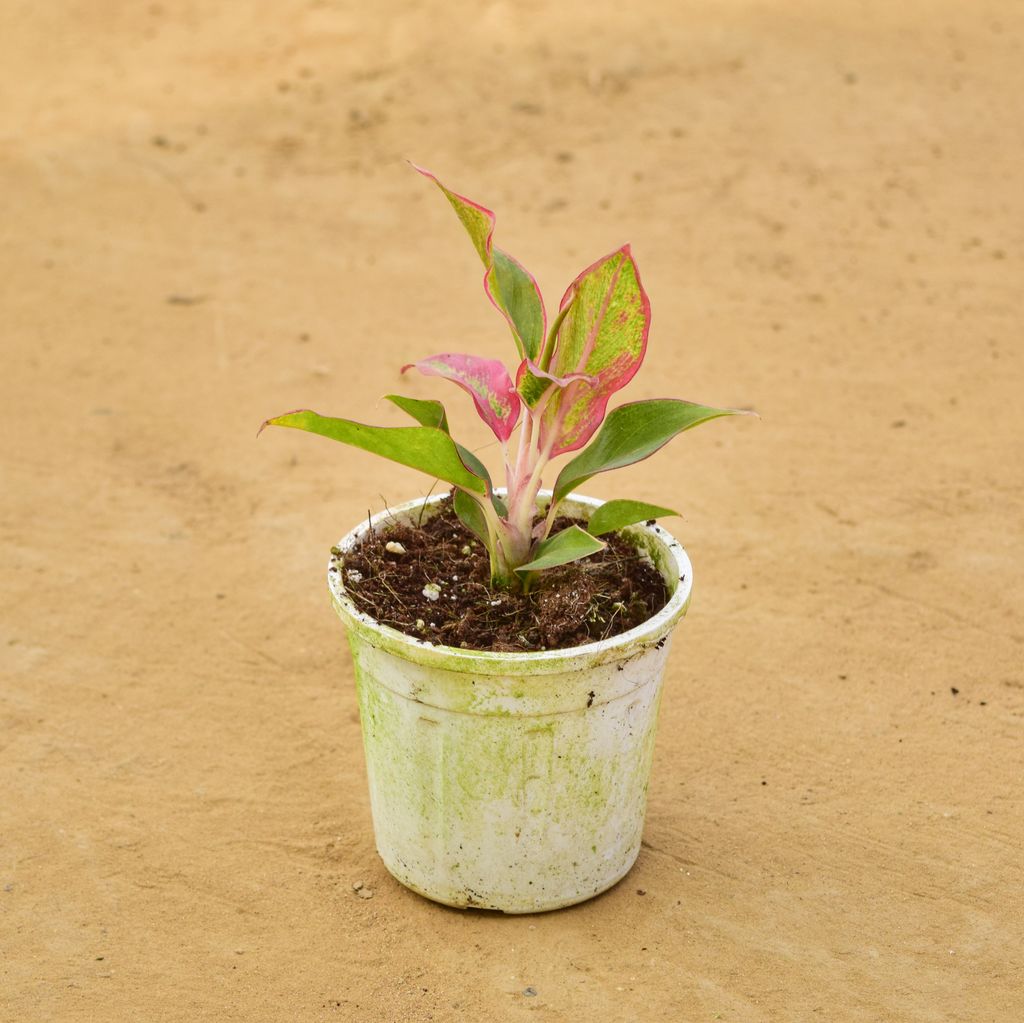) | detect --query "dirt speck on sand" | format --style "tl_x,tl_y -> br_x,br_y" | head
2,2 -> 1022,1021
